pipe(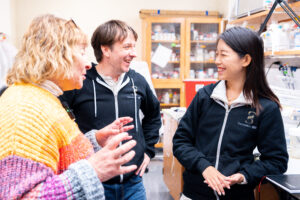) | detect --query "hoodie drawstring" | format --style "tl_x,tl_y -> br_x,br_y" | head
92,80 -> 97,118
130,78 -> 138,133
93,76 -> 138,133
